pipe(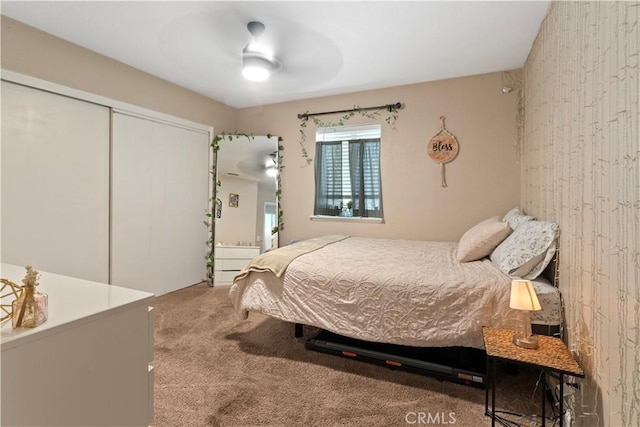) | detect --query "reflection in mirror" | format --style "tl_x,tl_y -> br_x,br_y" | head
213,135 -> 279,286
